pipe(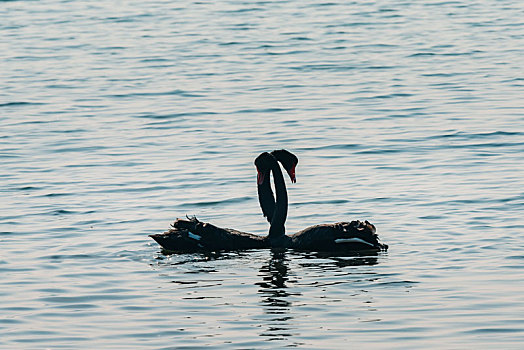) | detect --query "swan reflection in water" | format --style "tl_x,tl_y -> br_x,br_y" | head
255,249 -> 380,342
255,249 -> 296,340
153,248 -> 383,344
